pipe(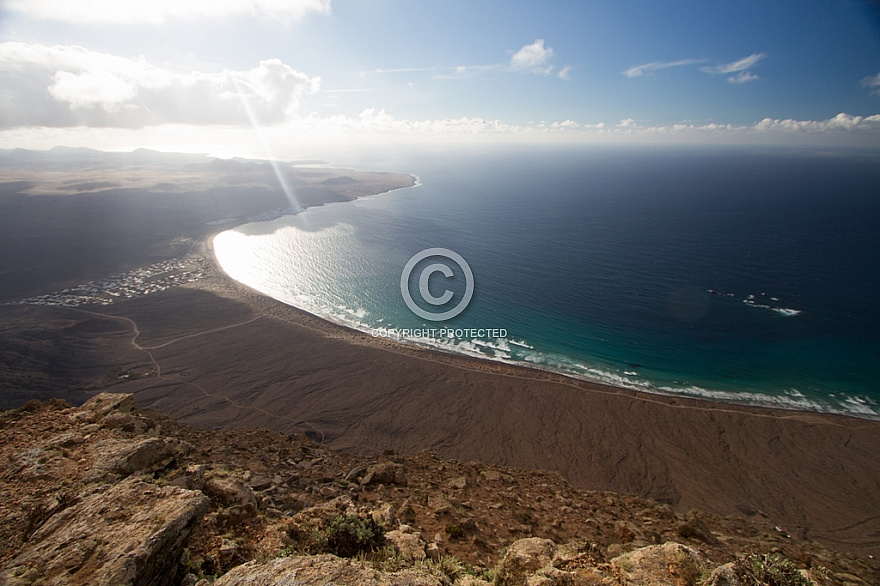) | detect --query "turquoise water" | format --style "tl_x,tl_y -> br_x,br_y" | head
214,146 -> 880,419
